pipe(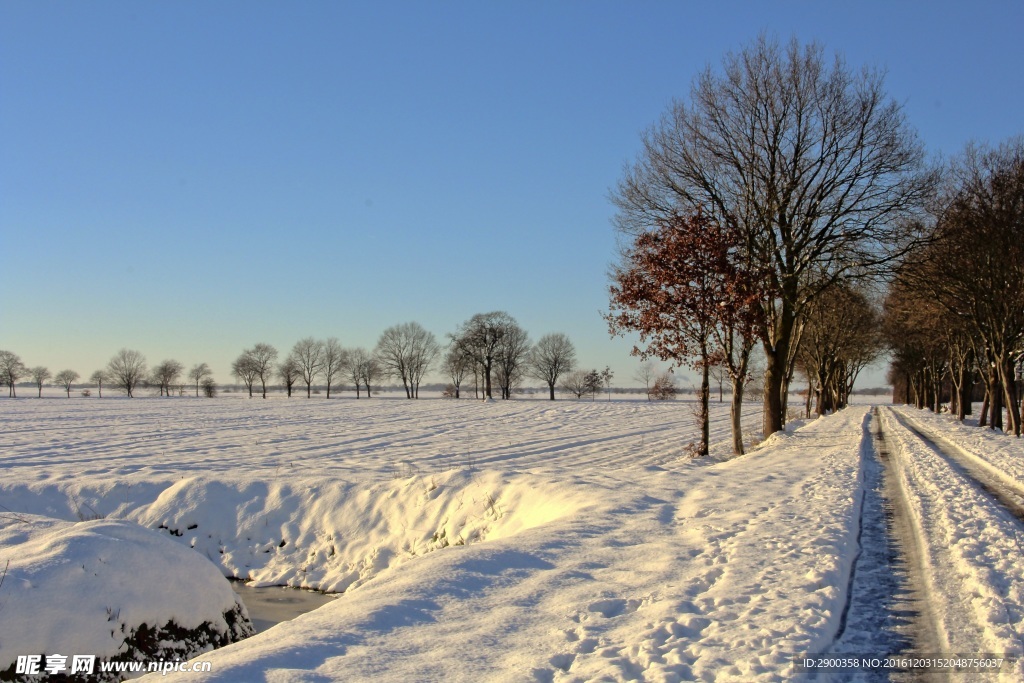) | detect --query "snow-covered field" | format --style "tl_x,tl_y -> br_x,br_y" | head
0,396 -> 1021,681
